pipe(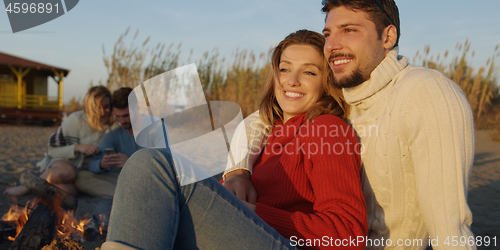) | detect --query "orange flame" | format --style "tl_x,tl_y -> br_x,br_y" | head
55,210 -> 87,242
1,198 -> 37,241
98,214 -> 107,235
2,198 -> 106,242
